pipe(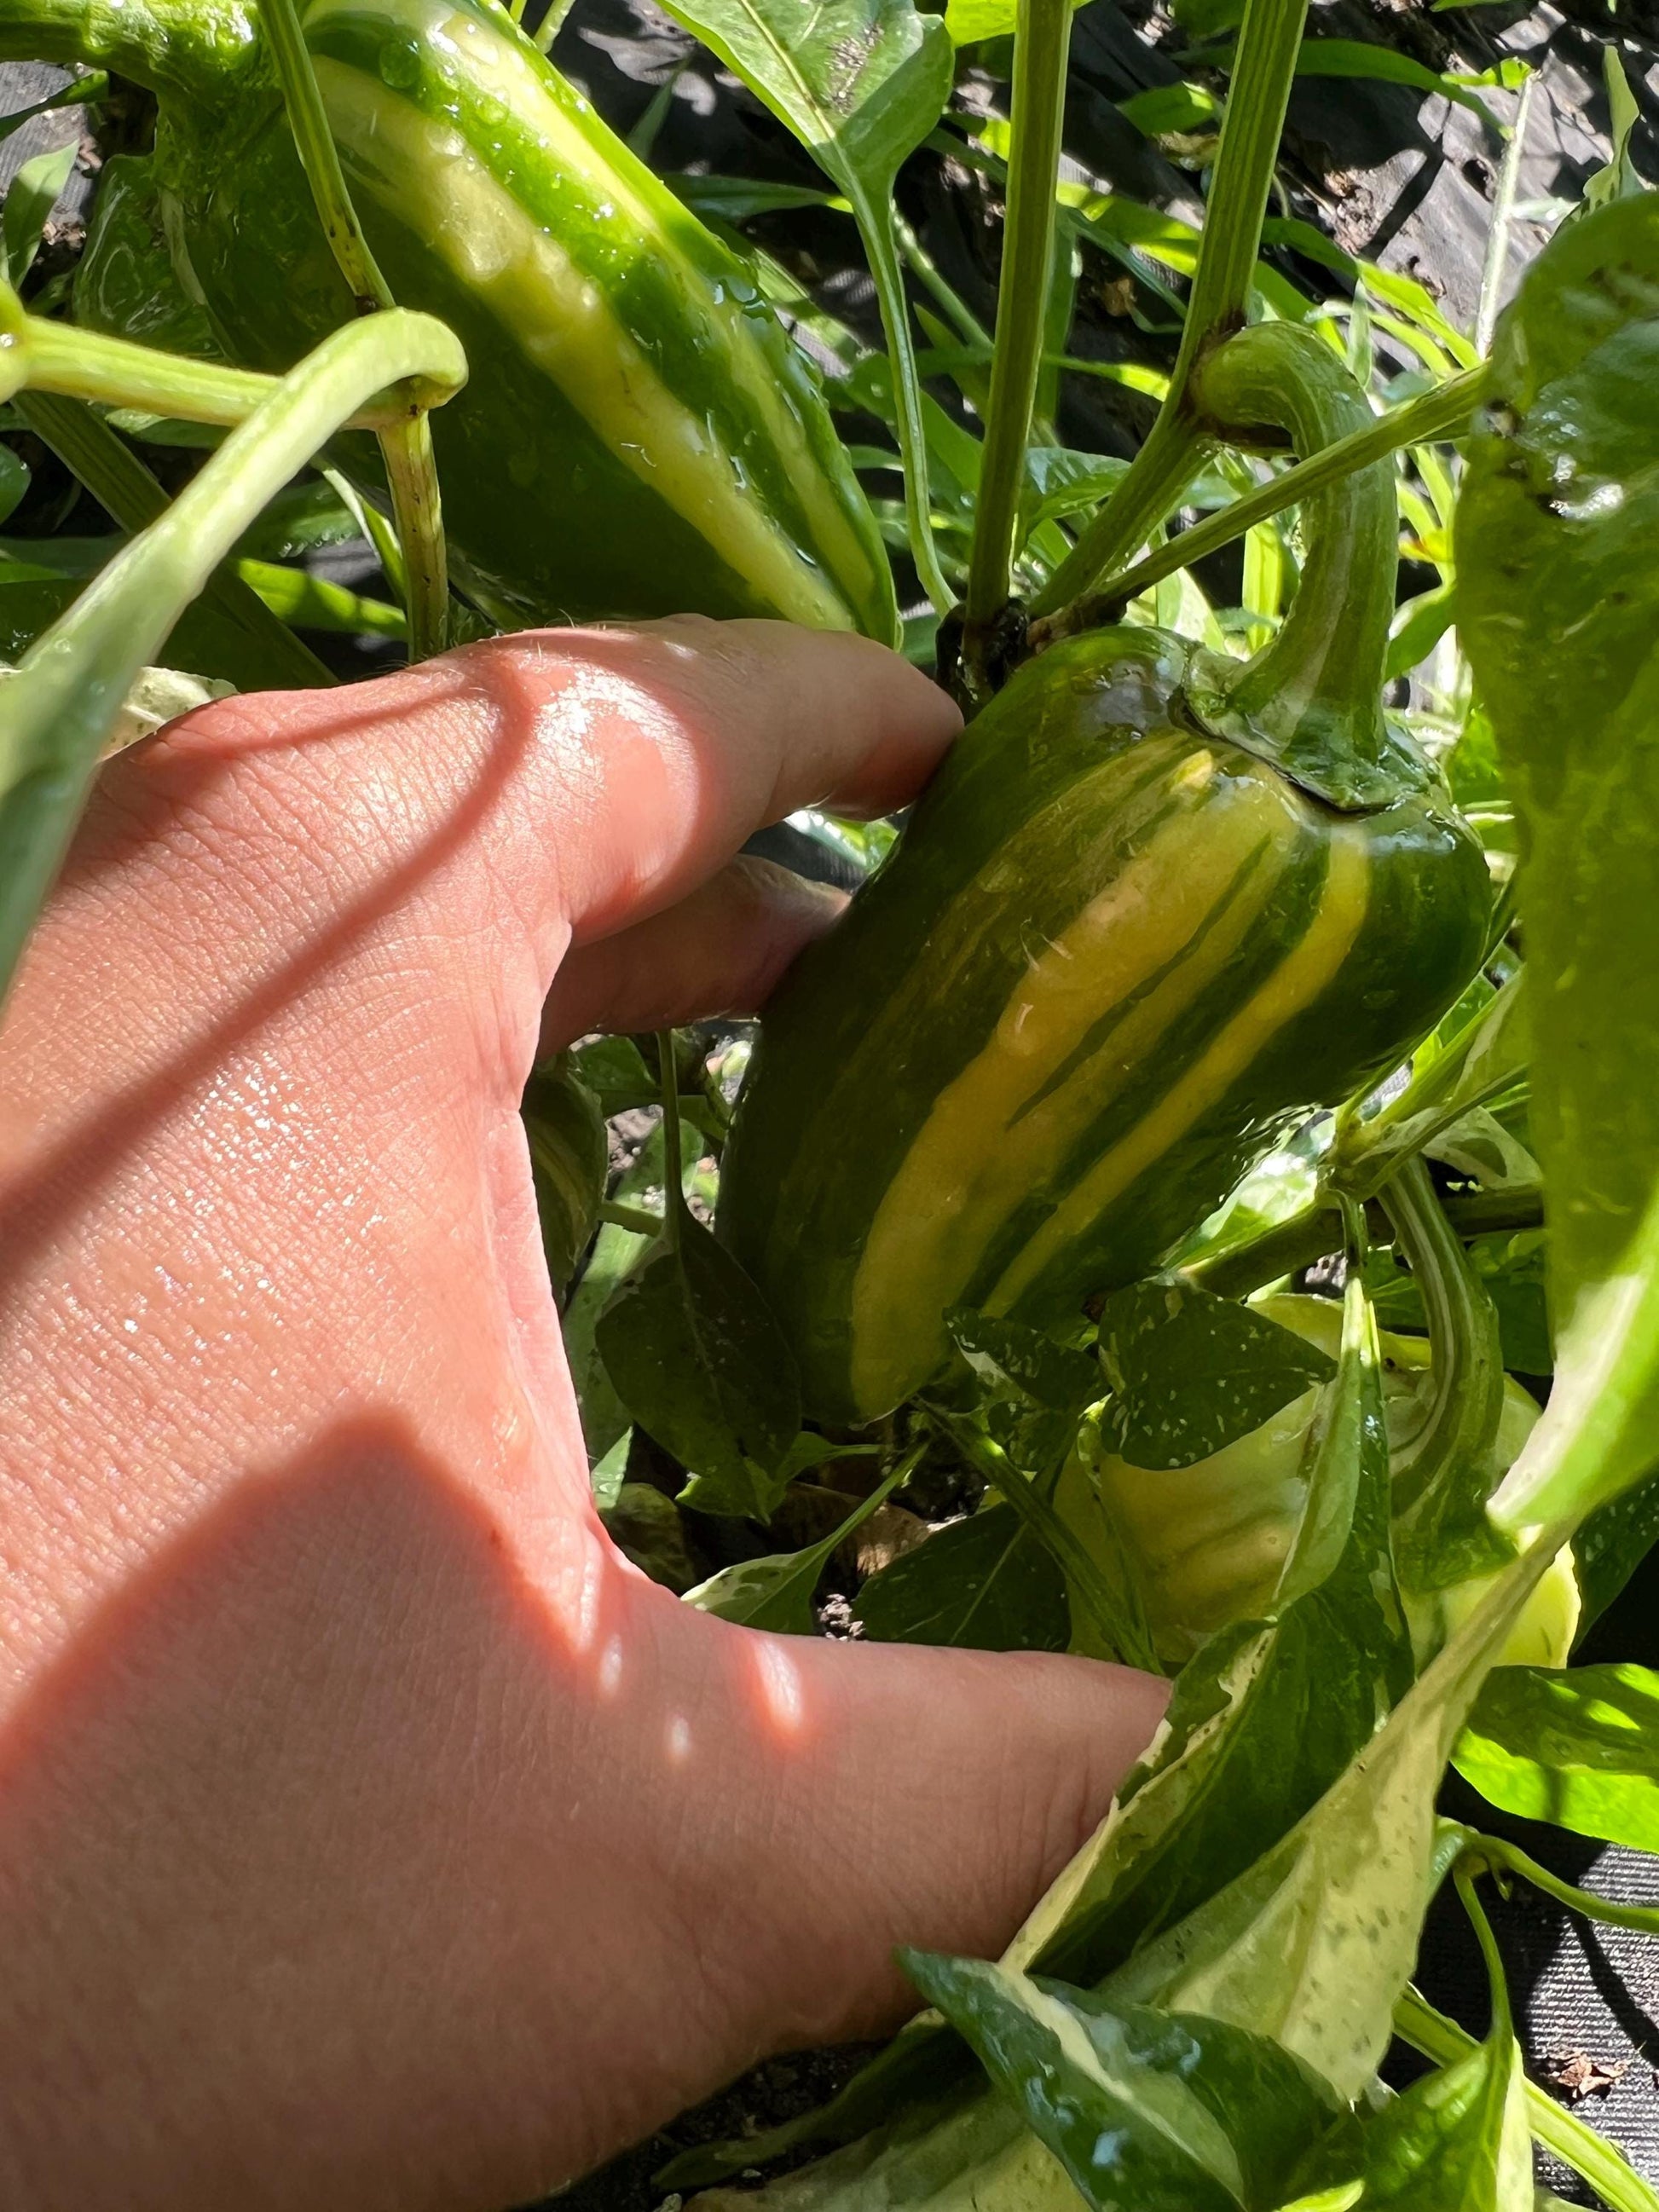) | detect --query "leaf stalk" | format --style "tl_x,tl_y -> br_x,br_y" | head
0,311 -> 465,1008
257,0 -> 451,660
1029,369 -> 1485,653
